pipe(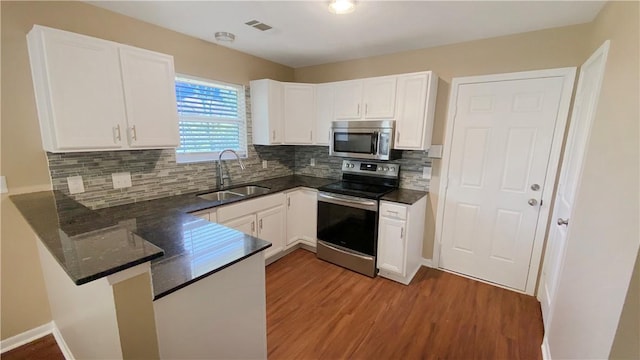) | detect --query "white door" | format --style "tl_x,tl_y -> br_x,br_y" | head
394,73 -> 428,149
283,84 -> 315,144
286,189 -> 317,246
377,216 -> 407,276
315,84 -> 334,145
119,46 -> 180,148
40,29 -> 126,150
333,81 -> 363,119
221,214 -> 256,237
362,77 -> 396,119
257,206 -> 285,260
440,76 -> 566,291
538,42 -> 610,329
